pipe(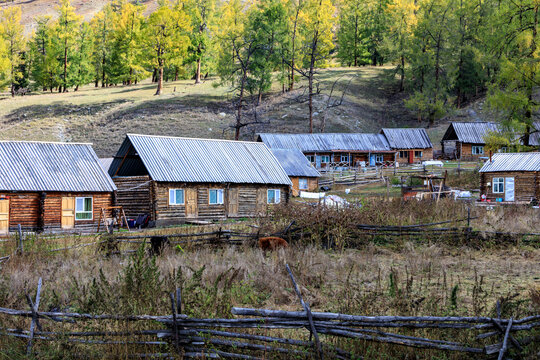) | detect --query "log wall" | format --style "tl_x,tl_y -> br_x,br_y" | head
290,177 -> 319,196
113,176 -> 153,218
151,182 -> 289,226
395,148 -> 434,164
480,171 -> 539,202
0,192 -> 114,232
